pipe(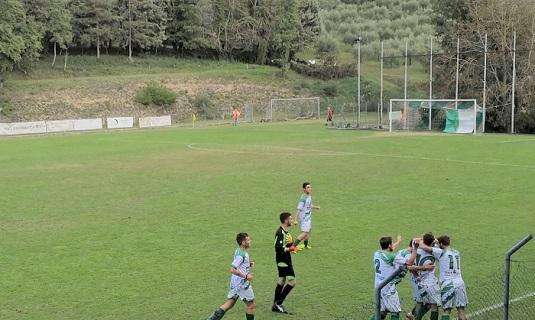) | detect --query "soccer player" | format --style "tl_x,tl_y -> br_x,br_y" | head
206,233 -> 256,320
293,182 -> 320,250
371,235 -> 403,320
273,212 -> 298,314
413,233 -> 442,320
419,235 -> 468,320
